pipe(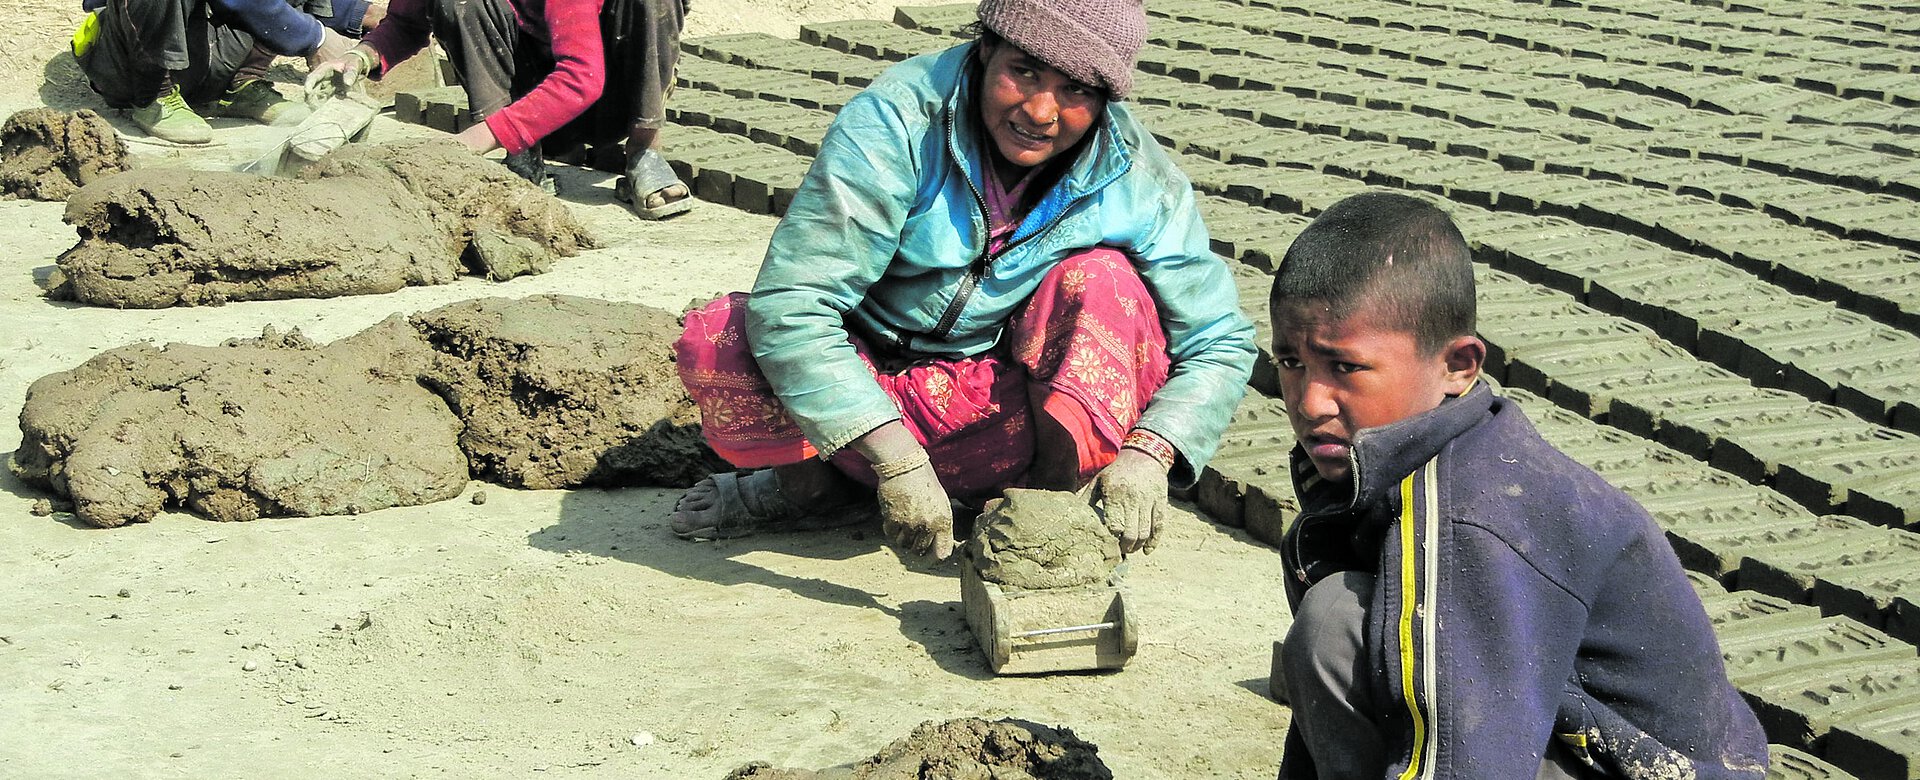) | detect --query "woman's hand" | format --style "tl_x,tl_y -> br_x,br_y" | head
453,122 -> 501,155
854,422 -> 955,559
1092,447 -> 1171,554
